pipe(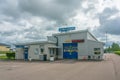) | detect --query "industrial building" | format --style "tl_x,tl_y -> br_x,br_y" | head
15,29 -> 104,61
